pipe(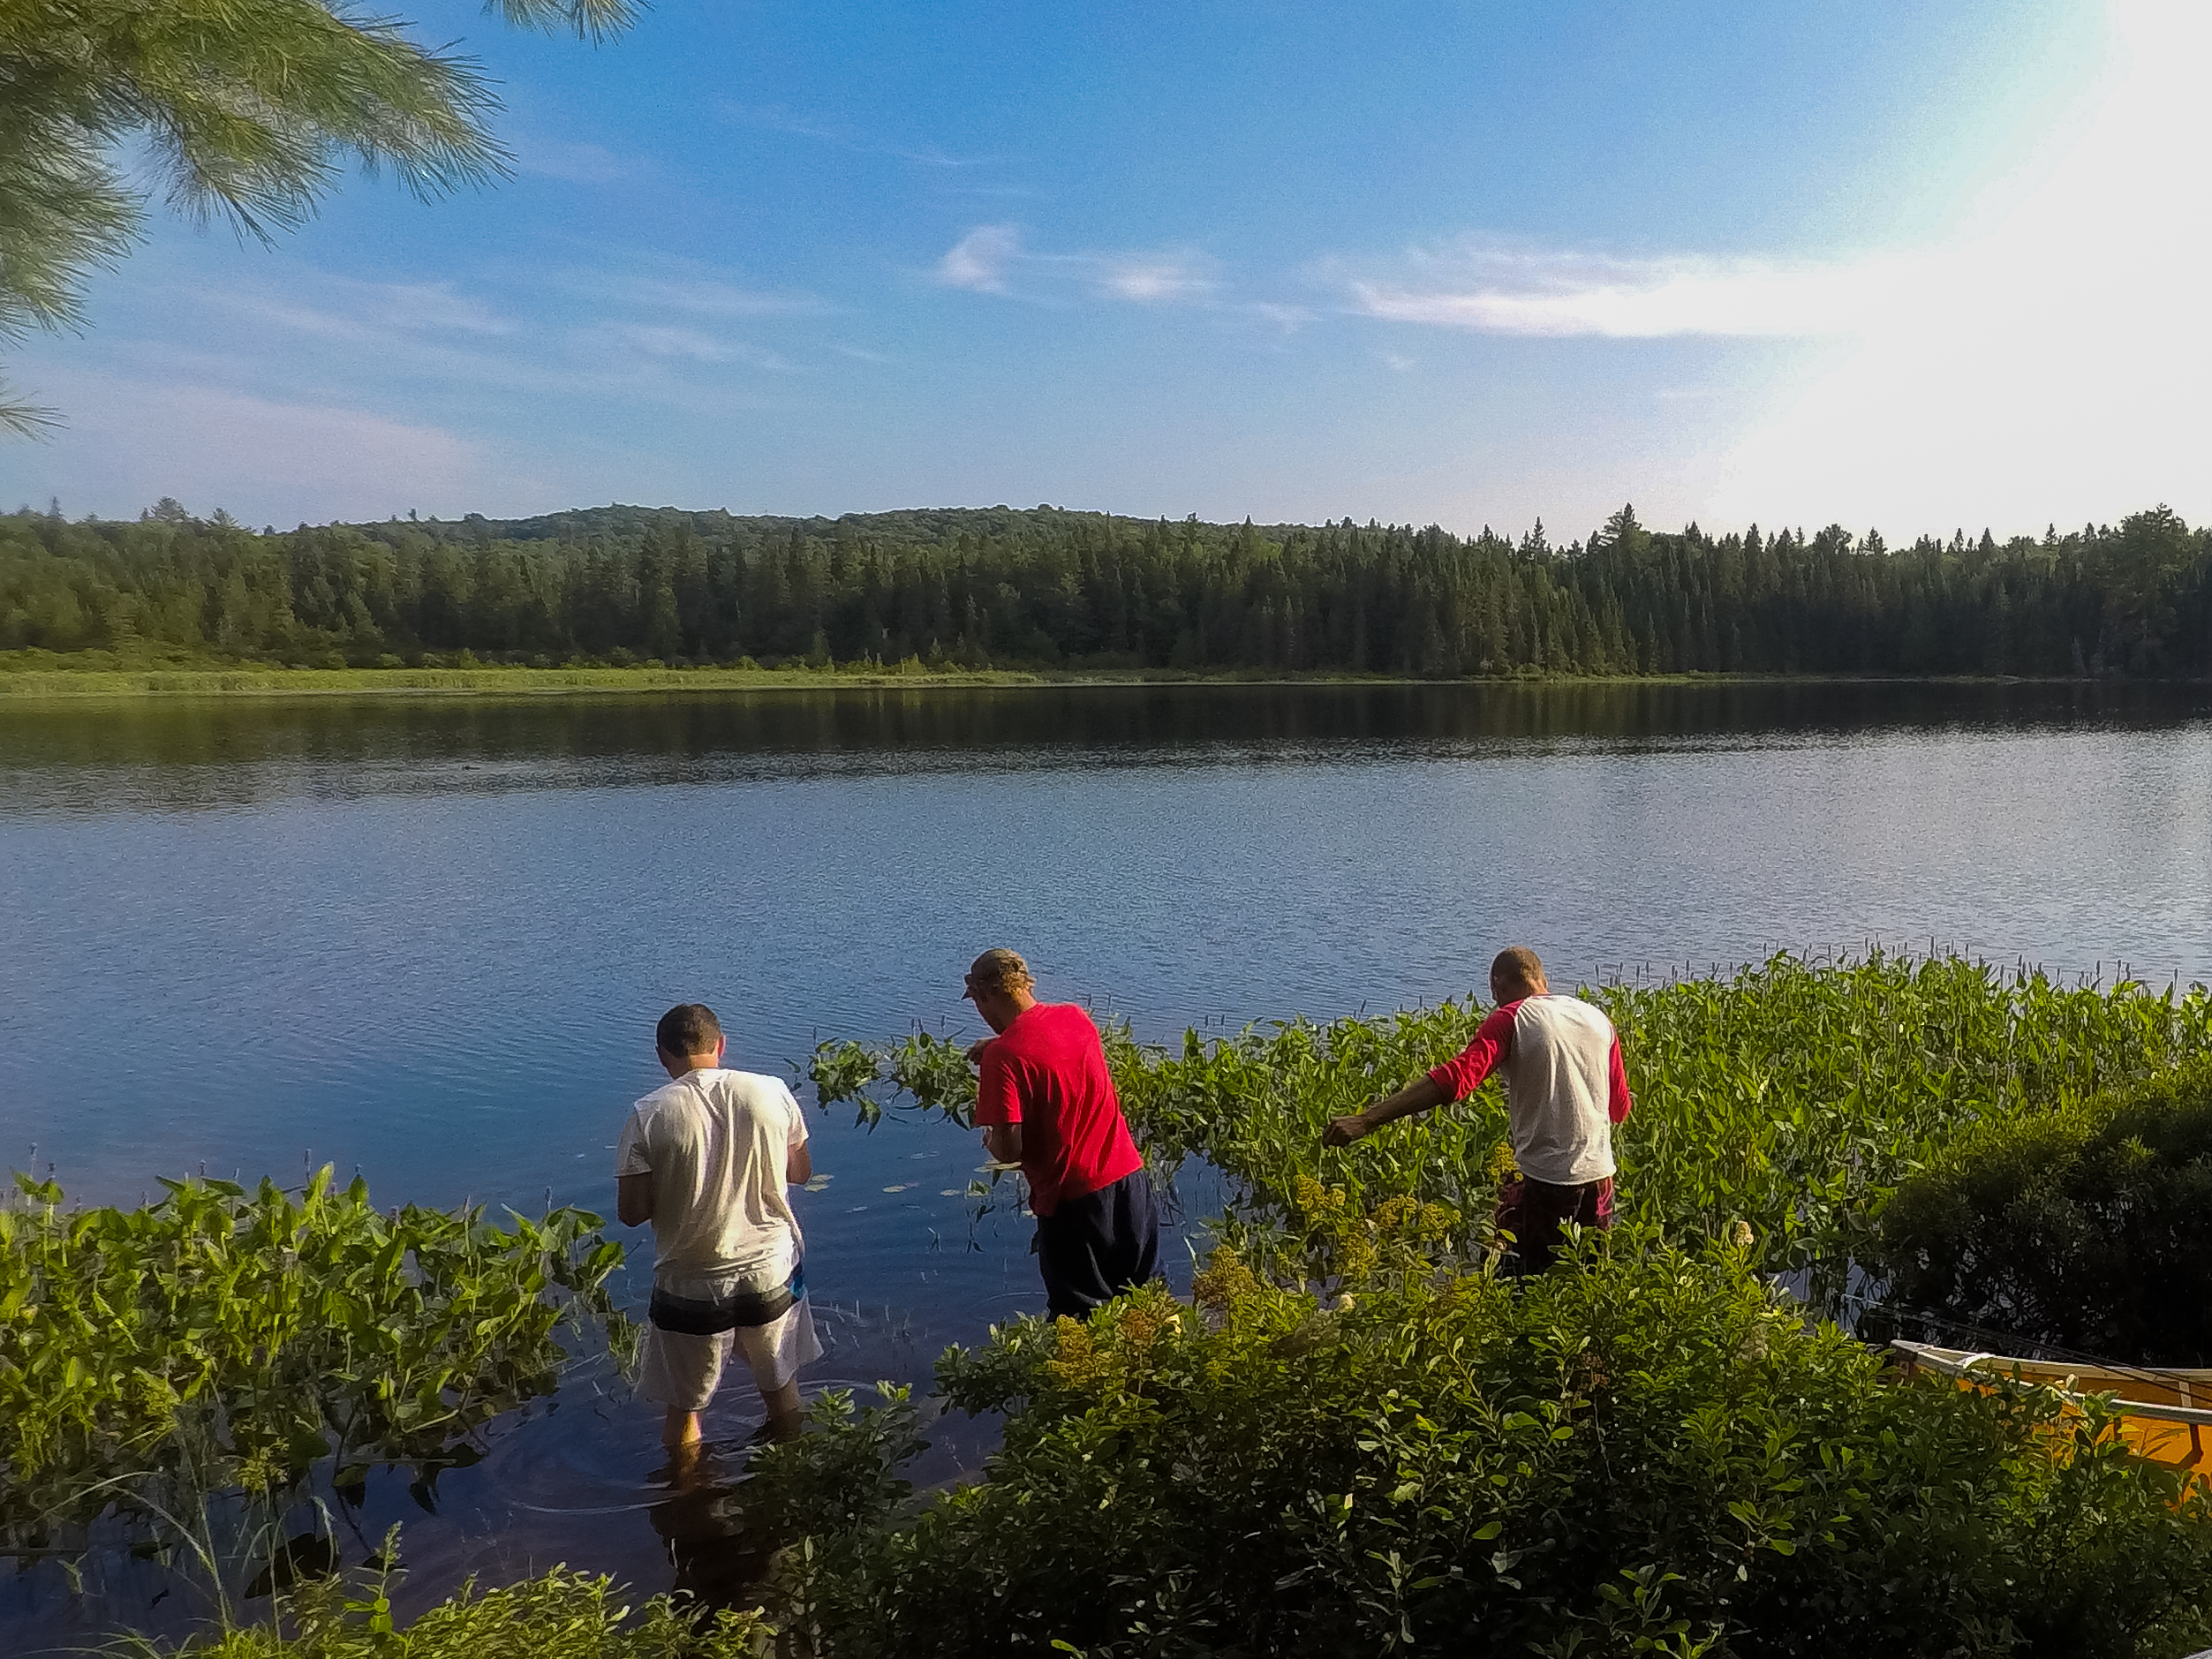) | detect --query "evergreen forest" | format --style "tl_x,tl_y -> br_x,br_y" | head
4,498 -> 2208,678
